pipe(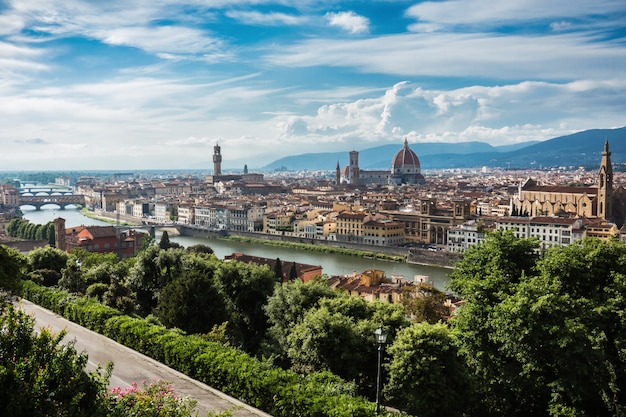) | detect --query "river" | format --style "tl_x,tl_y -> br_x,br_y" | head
21,207 -> 452,290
